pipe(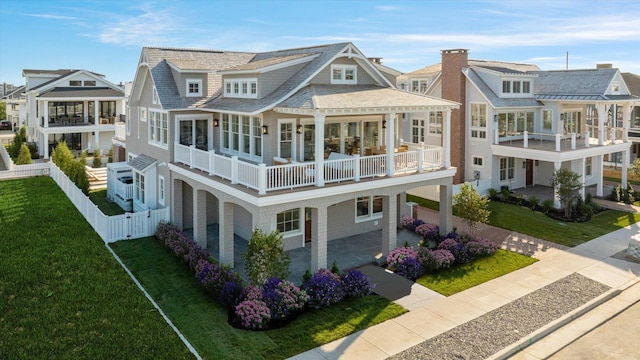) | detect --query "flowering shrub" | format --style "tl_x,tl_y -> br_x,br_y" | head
466,238 -> 498,257
155,222 -> 210,271
415,223 -> 439,239
303,268 -> 345,309
438,238 -> 459,250
404,218 -> 425,232
342,270 -> 375,297
419,248 -> 455,271
243,285 -> 263,301
386,246 -> 418,271
195,259 -> 241,297
400,215 -> 415,227
395,257 -> 424,280
235,299 -> 271,330
219,281 -> 244,308
262,278 -> 309,320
